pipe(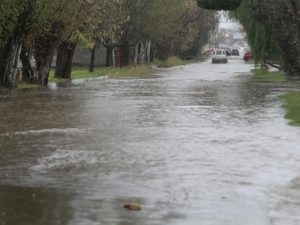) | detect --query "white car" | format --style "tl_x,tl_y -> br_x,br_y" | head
212,49 -> 228,64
